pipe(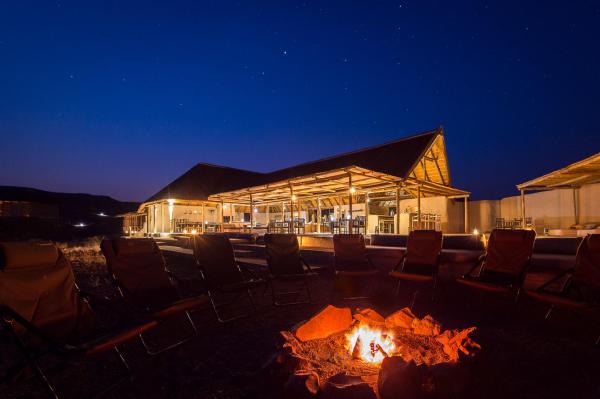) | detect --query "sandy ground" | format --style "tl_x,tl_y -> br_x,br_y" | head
1,239 -> 599,399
